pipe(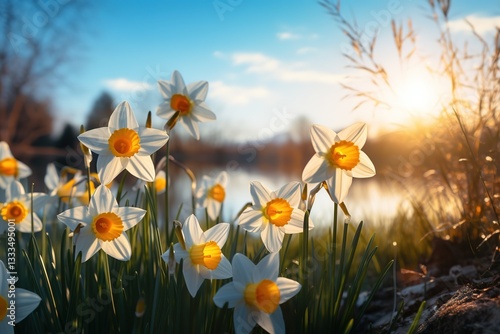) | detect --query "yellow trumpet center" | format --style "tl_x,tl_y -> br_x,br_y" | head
1,201 -> 28,224
189,241 -> 222,270
57,179 -> 77,203
155,177 -> 167,193
244,279 -> 281,314
91,212 -> 124,241
263,198 -> 293,227
327,140 -> 360,171
208,184 -> 225,202
170,94 -> 192,115
108,128 -> 141,158
0,157 -> 18,176
0,295 -> 7,321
